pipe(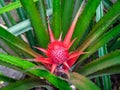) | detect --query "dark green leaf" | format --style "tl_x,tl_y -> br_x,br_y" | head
0,53 -> 71,90
0,73 -> 16,83
89,65 -> 120,78
1,78 -> 48,90
79,24 -> 120,62
20,0 -> 49,48
109,38 -> 120,52
77,50 -> 120,76
77,1 -> 120,52
0,26 -> 38,57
